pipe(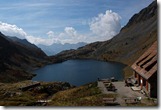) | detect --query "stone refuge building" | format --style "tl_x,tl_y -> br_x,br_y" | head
131,41 -> 157,98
